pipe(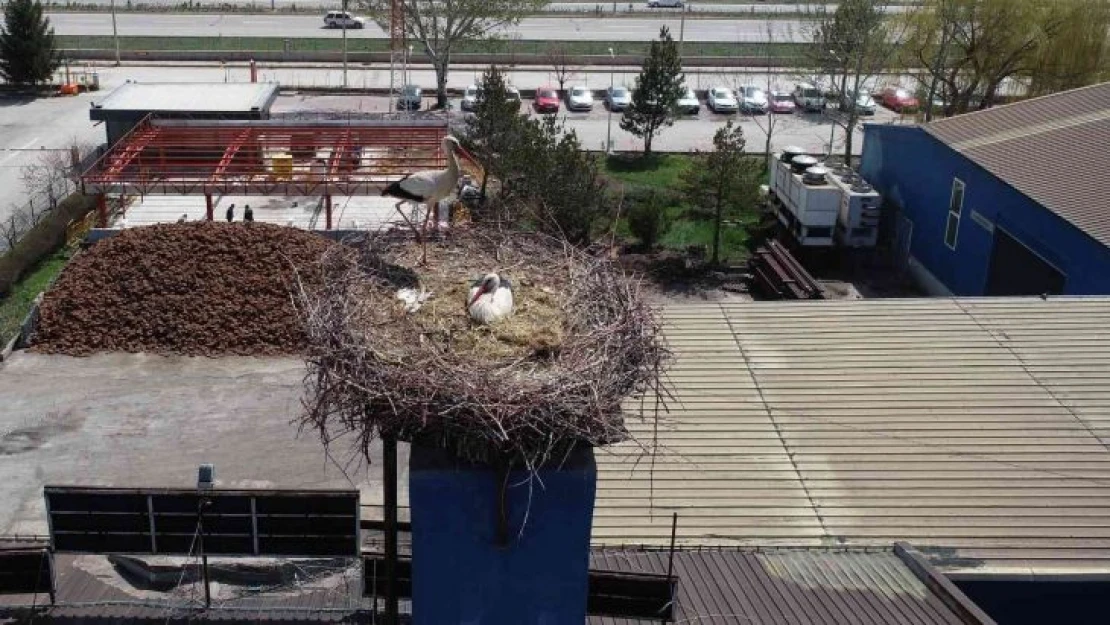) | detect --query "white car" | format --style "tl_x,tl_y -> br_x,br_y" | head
461,84 -> 481,111
676,88 -> 700,114
842,91 -> 877,115
707,86 -> 739,113
740,86 -> 769,114
567,85 -> 594,112
605,86 -> 632,111
323,11 -> 364,29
